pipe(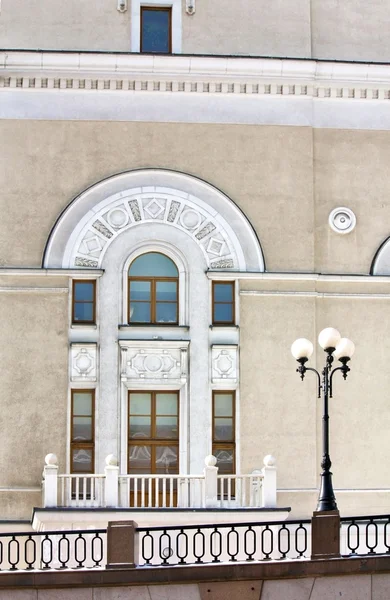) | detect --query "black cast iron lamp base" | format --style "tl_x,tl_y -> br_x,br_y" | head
291,328 -> 355,513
